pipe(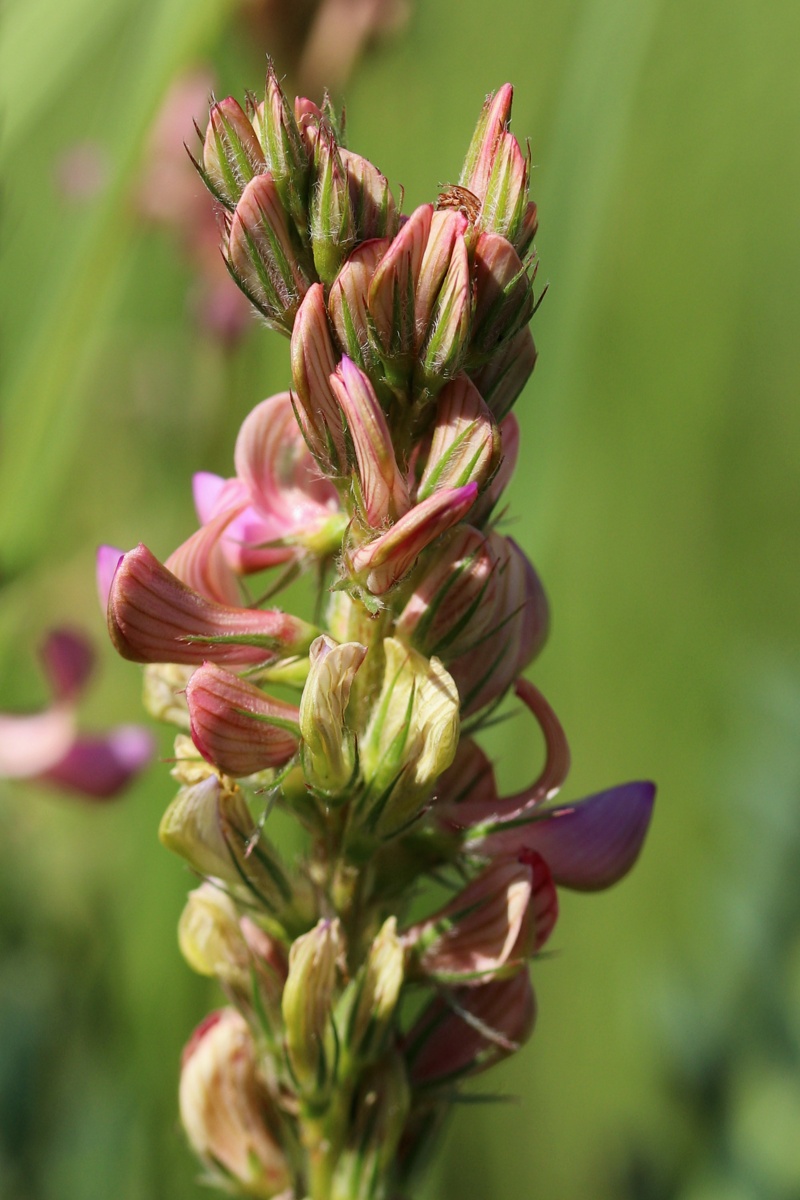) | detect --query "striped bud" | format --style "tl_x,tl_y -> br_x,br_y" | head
368,204 -> 433,375
253,61 -> 310,233
342,149 -> 399,242
328,238 -> 390,371
291,283 -> 348,471
468,325 -> 537,419
417,376 -> 500,500
201,98 -> 265,209
186,663 -> 300,778
180,1008 -> 291,1199
310,131 -> 356,284
471,232 -> 534,358
299,635 -> 366,798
